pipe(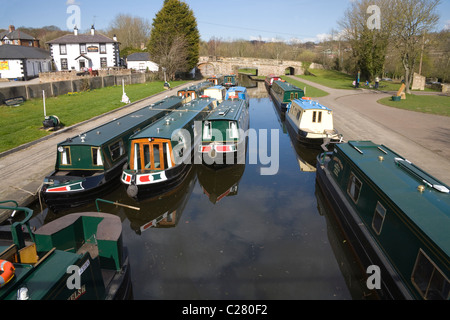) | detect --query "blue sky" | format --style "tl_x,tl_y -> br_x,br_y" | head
1,0 -> 449,43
